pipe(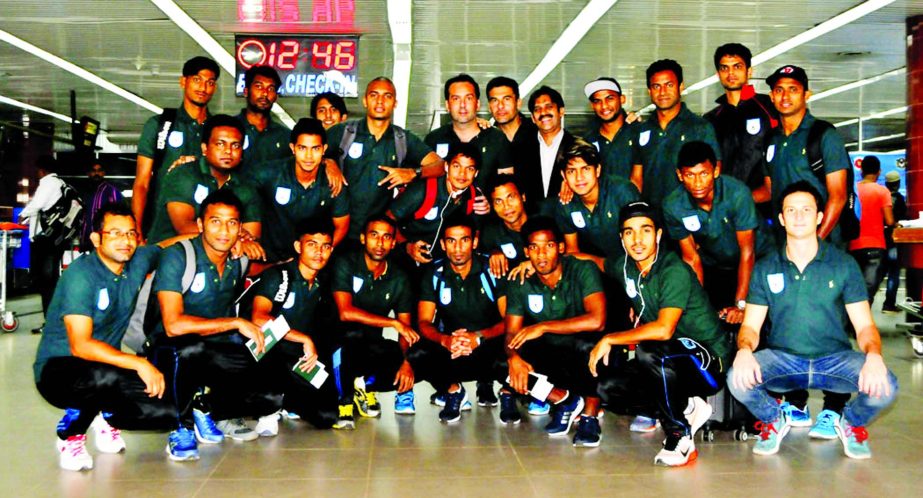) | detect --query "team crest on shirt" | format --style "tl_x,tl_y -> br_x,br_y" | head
243,135 -> 250,150
352,276 -> 363,293
348,142 -> 363,159
746,118 -> 761,135
440,287 -> 452,305
528,294 -> 544,313
168,130 -> 184,148
424,206 -> 439,220
436,143 -> 449,158
682,215 -> 701,232
283,292 -> 296,309
97,288 -> 110,311
501,243 -> 517,259
766,145 -> 775,162
571,211 -> 587,228
194,184 -> 209,204
639,130 -> 651,146
275,187 -> 292,205
624,278 -> 638,298
767,273 -> 784,294
190,272 -> 206,293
